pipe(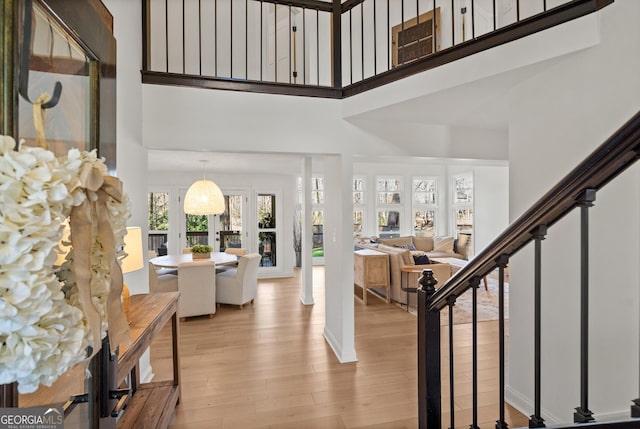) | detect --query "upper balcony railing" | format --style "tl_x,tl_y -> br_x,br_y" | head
142,0 -> 613,98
